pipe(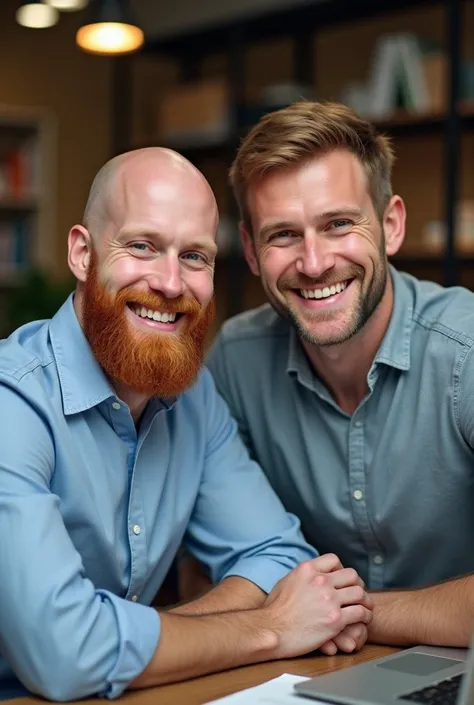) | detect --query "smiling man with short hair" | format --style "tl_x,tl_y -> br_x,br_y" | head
203,101 -> 474,651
